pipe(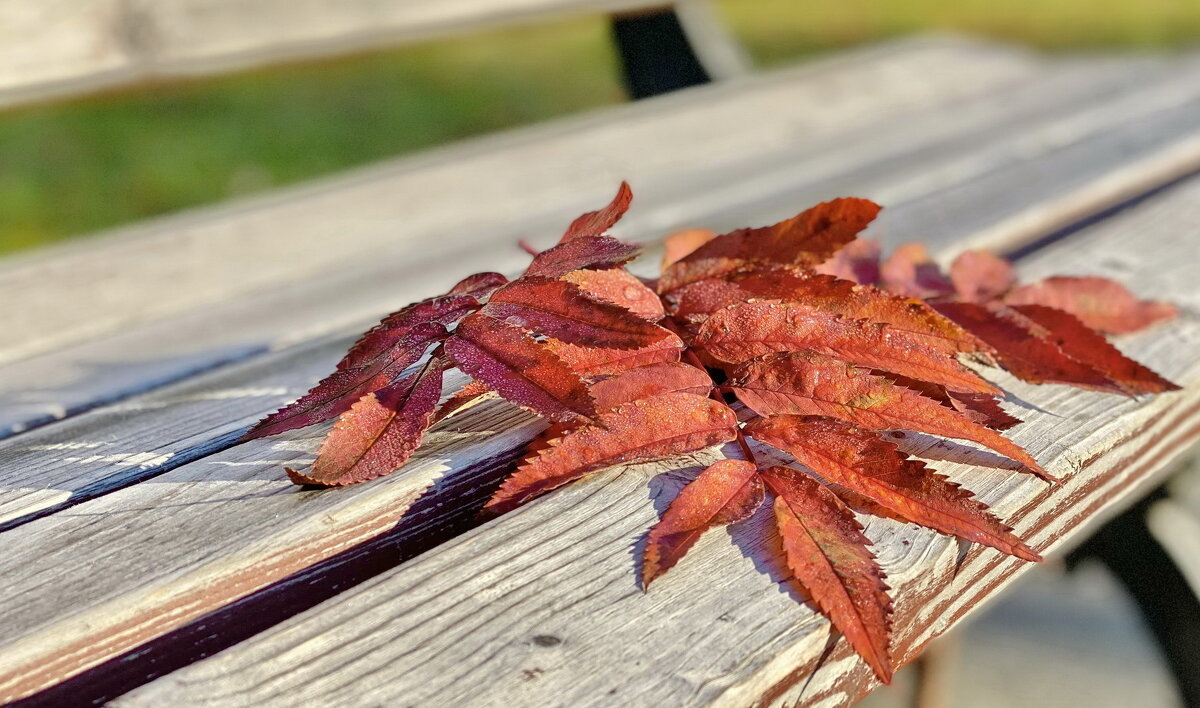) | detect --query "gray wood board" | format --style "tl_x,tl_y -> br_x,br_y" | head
116,174 -> 1200,708
7,50 -> 1195,442
2,114 -> 1199,702
0,51 -> 1189,528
